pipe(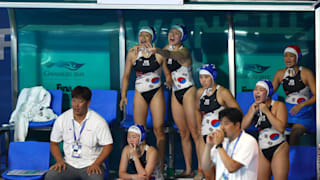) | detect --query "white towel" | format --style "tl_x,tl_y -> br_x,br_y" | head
9,86 -> 57,142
